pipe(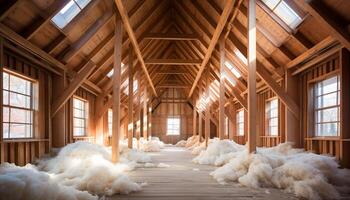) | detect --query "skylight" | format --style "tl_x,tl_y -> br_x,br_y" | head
225,61 -> 241,78
261,0 -> 302,29
107,63 -> 125,78
51,0 -> 91,29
